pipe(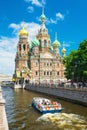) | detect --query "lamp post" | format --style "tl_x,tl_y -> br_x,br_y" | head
71,72 -> 74,86
74,60 -> 80,83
